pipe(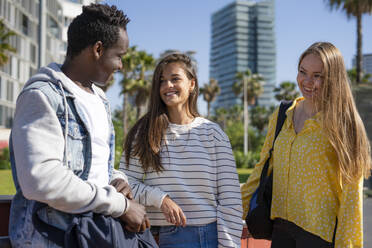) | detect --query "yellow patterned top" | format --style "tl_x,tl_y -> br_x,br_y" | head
241,97 -> 363,248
